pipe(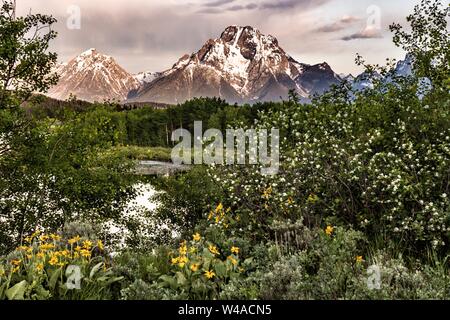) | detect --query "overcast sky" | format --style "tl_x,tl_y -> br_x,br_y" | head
16,0 -> 421,75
